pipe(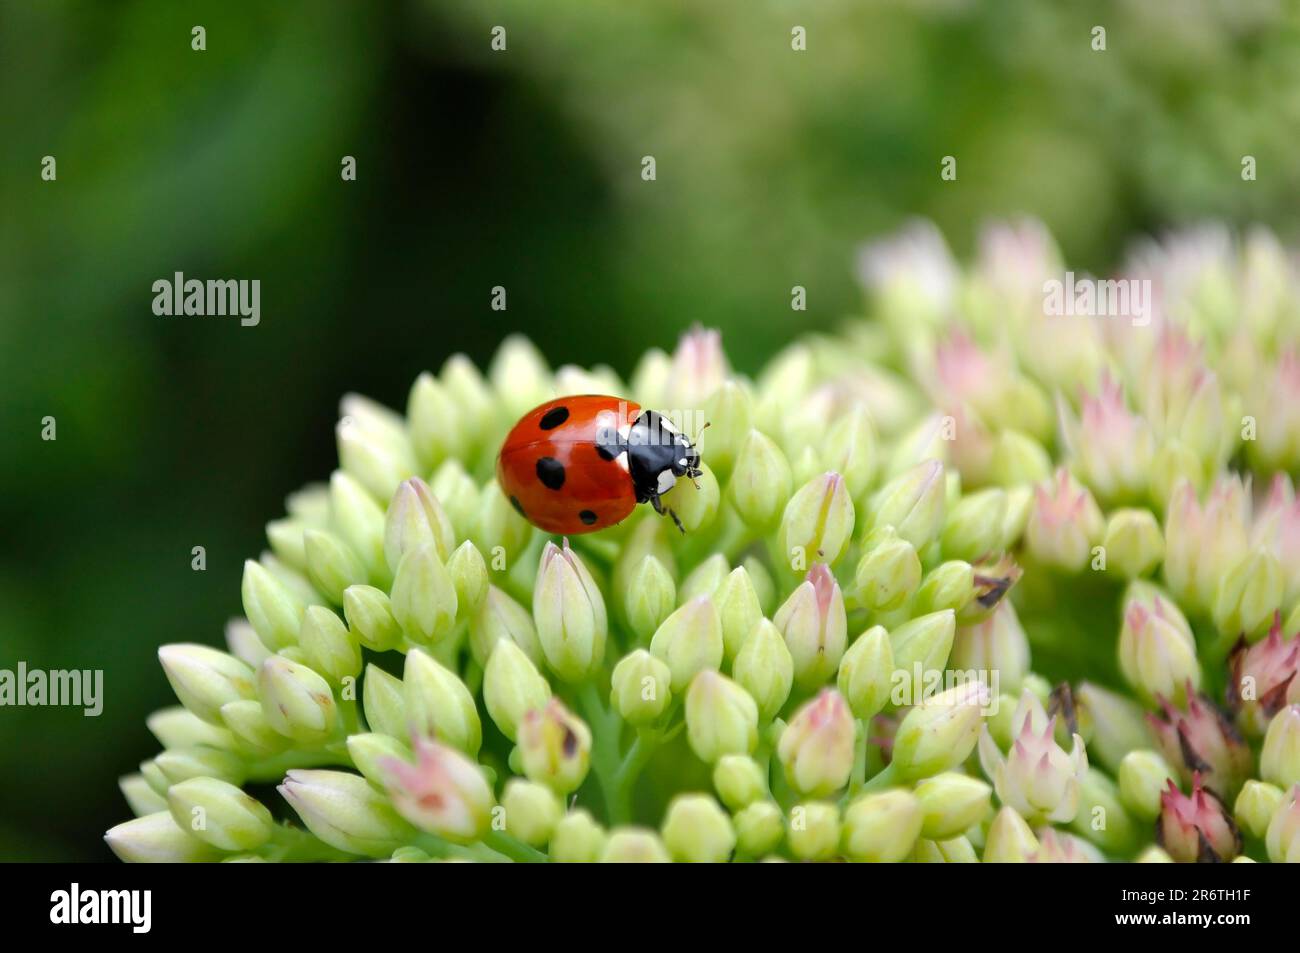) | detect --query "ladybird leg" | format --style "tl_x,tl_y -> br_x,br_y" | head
667,507 -> 685,534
